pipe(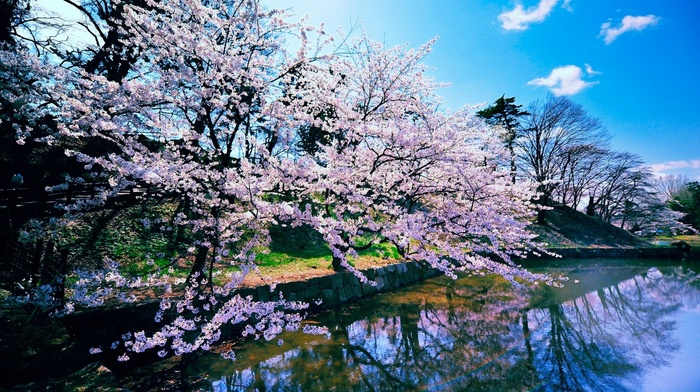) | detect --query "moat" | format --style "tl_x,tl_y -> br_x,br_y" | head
105,258 -> 700,391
